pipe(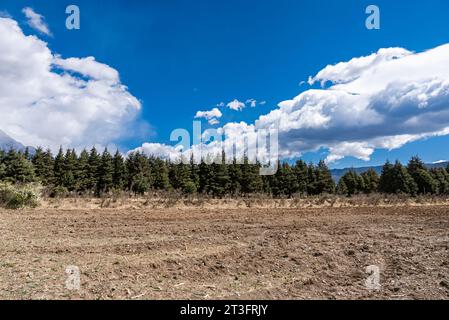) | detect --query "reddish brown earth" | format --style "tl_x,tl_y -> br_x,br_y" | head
1,206 -> 449,300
